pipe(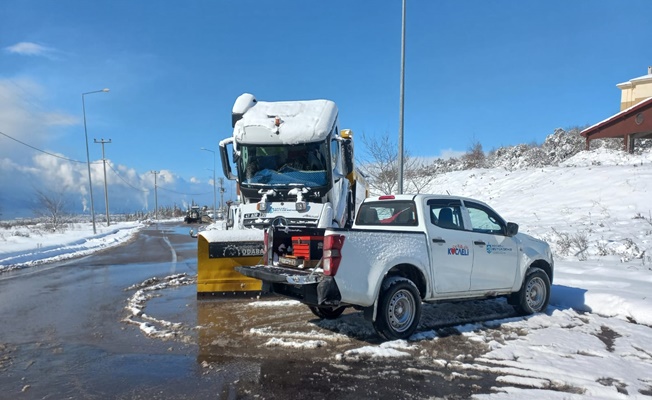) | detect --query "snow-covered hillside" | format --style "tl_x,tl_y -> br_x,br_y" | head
427,148 -> 652,326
